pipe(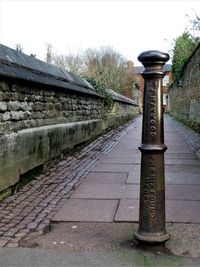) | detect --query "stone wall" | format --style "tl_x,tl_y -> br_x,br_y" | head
169,44 -> 200,133
0,44 -> 138,192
